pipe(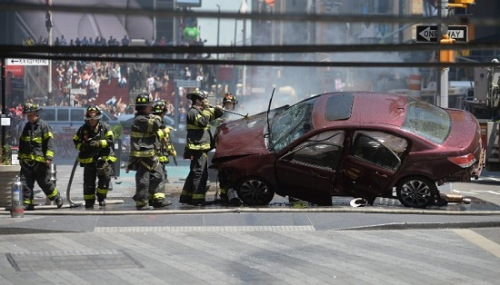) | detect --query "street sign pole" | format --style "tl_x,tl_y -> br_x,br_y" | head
1,57 -> 5,159
439,0 -> 449,108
